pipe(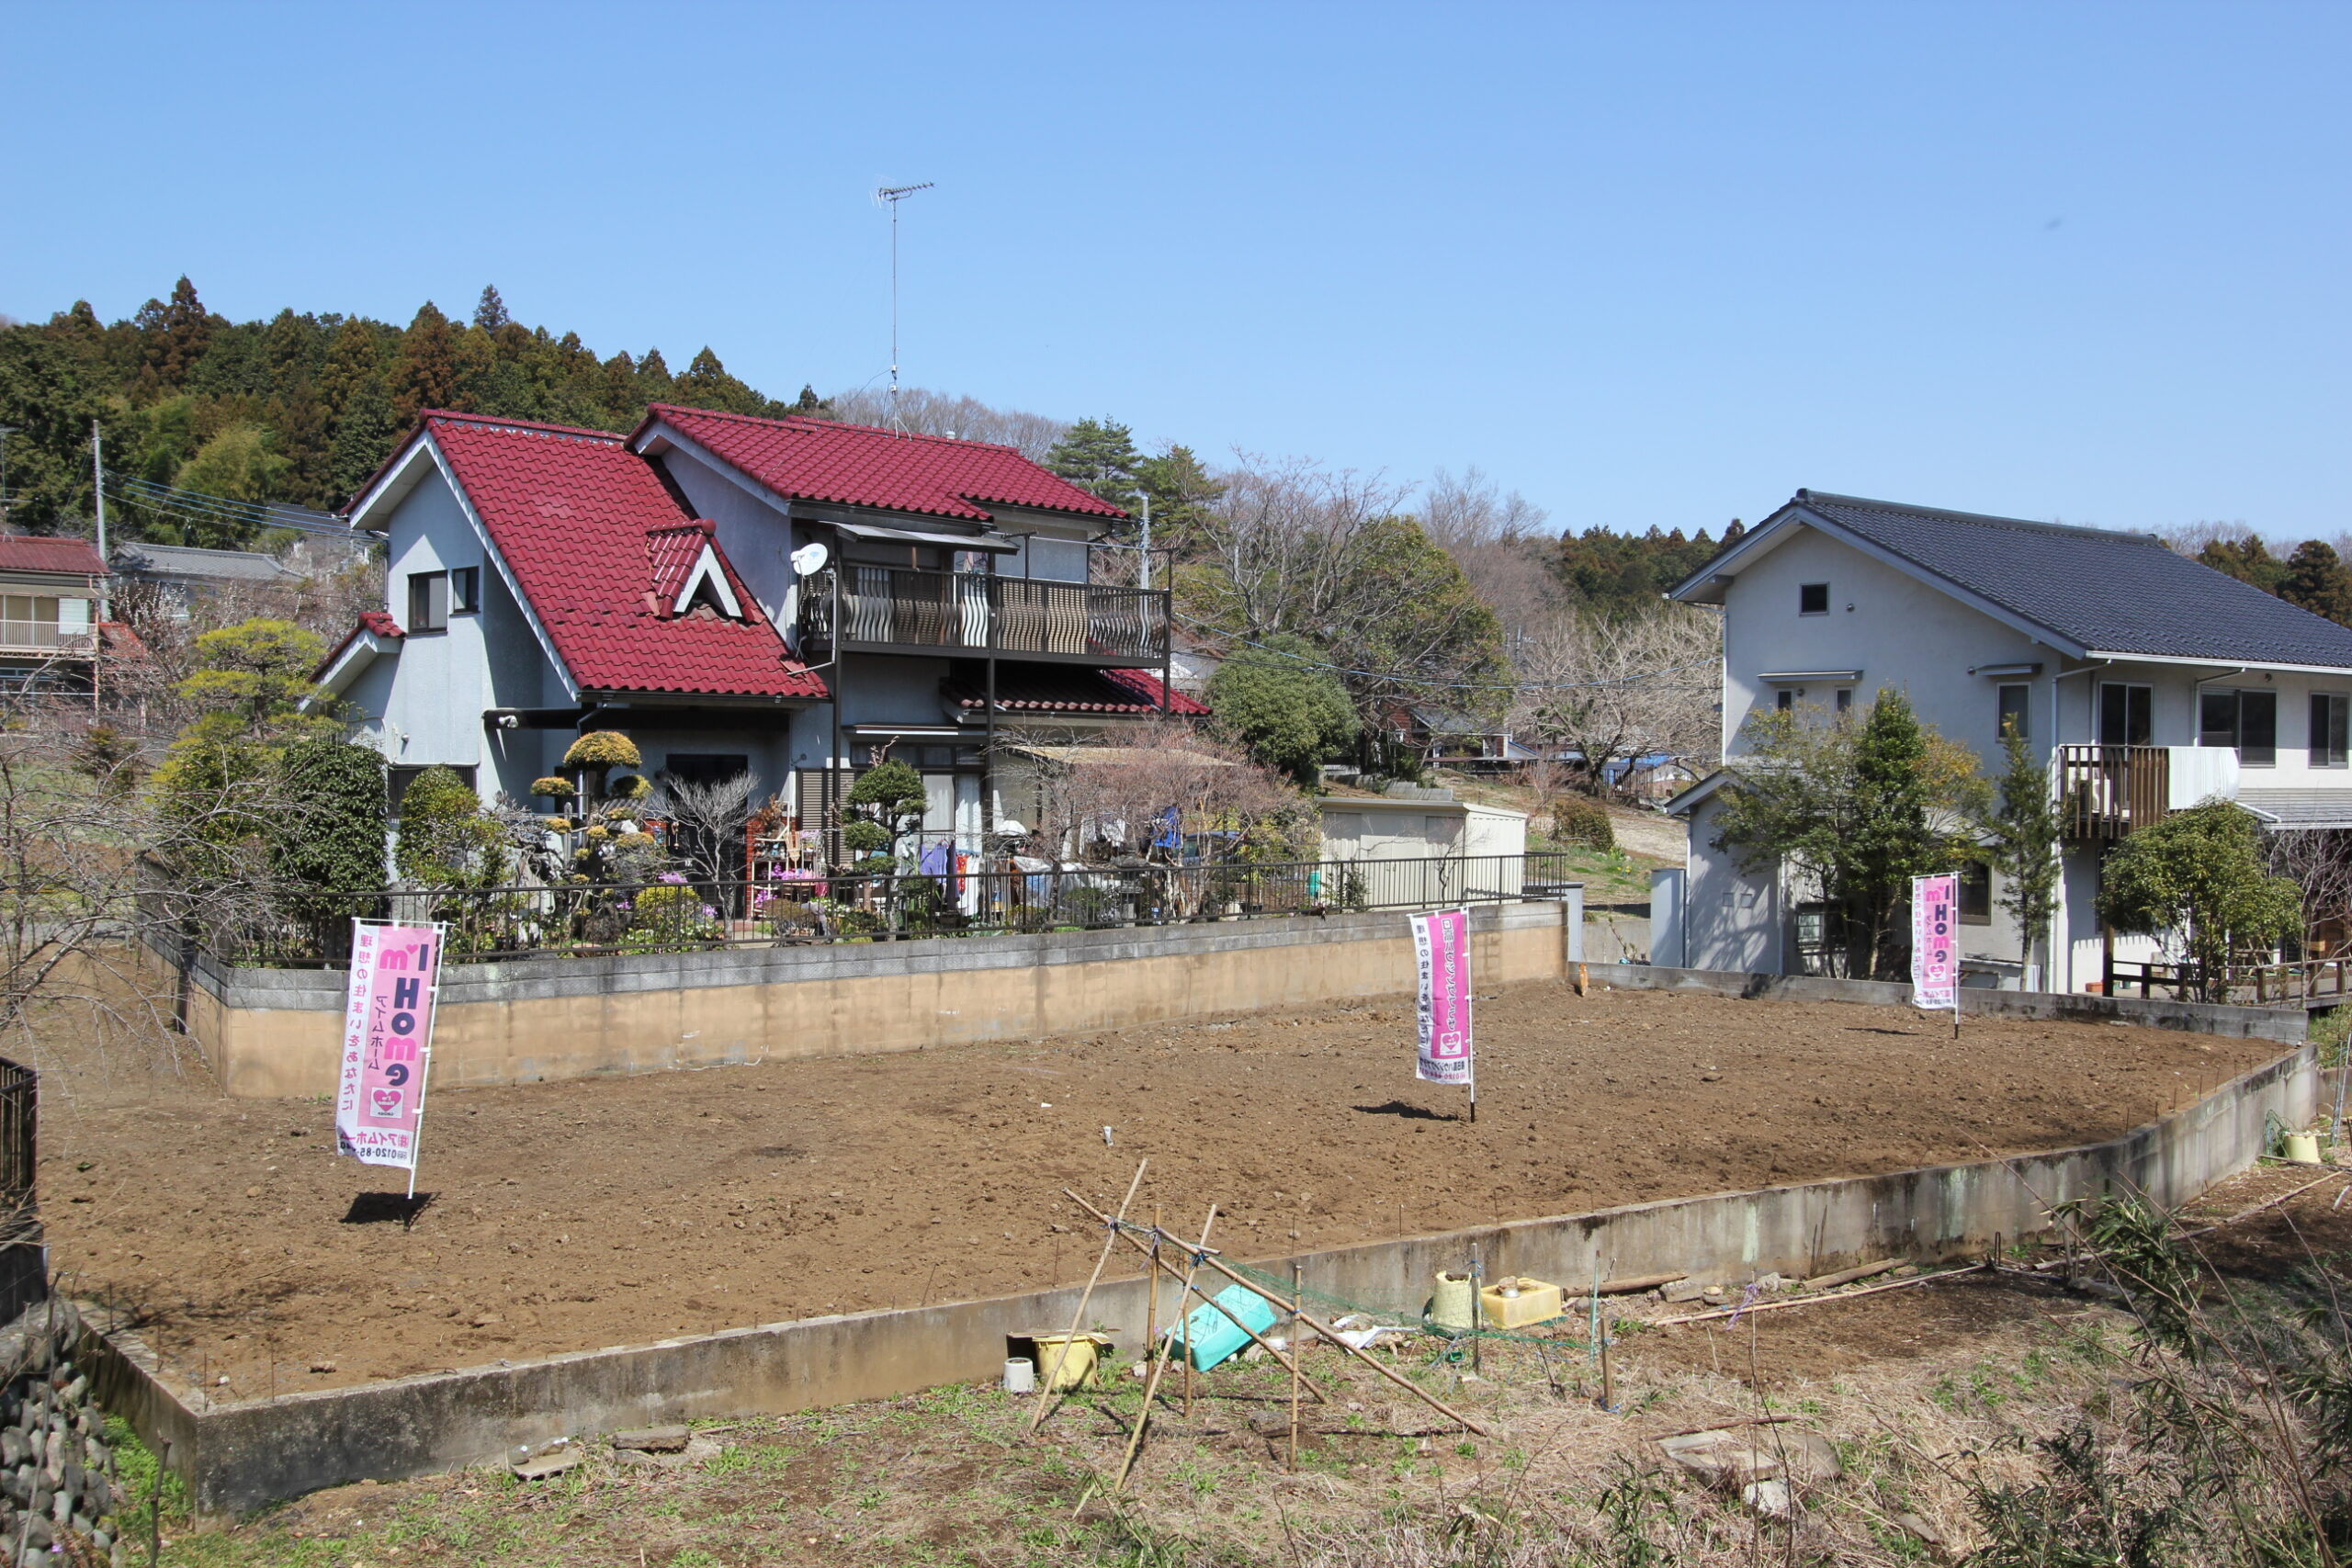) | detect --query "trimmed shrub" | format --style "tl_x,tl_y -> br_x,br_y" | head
1552,795 -> 1616,852
630,883 -> 701,931
562,731 -> 640,771
530,776 -> 575,799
